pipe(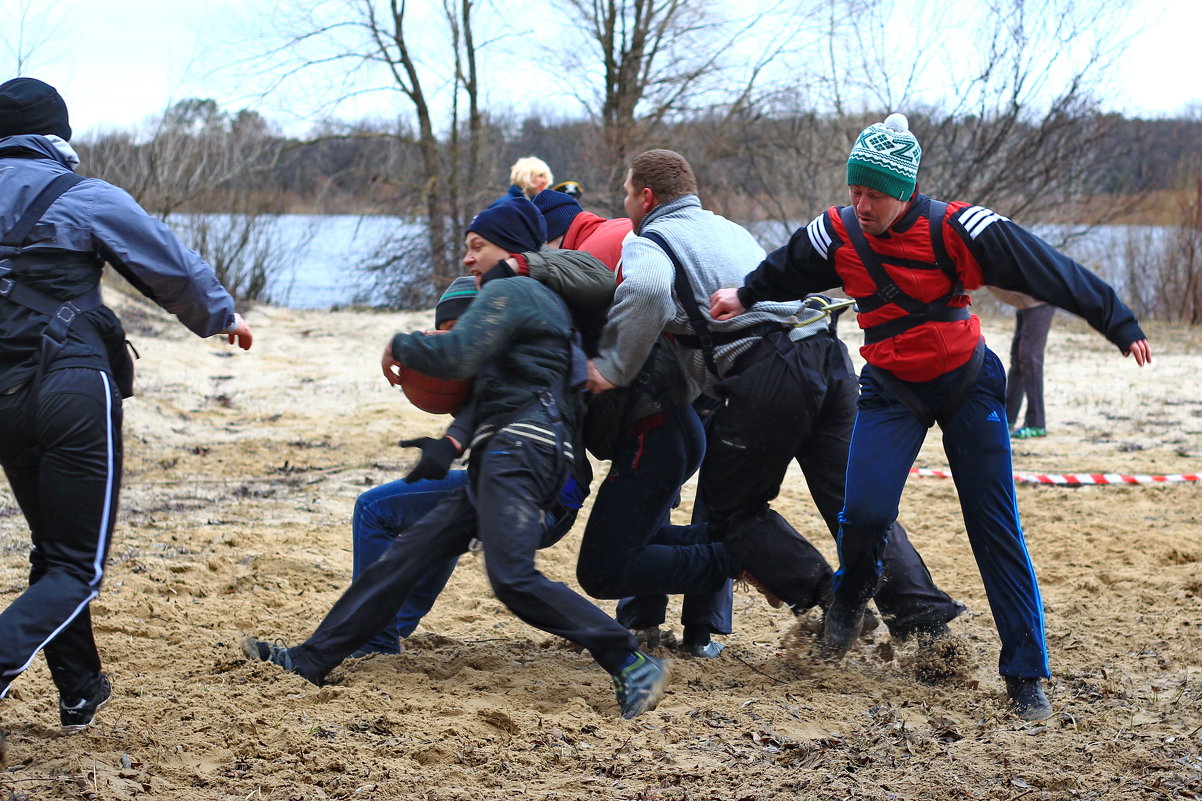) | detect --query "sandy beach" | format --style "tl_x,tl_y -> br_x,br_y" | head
1,285 -> 1200,800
